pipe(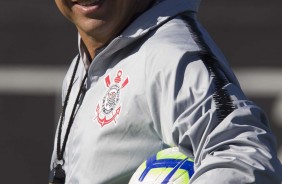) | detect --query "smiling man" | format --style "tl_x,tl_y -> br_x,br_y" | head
49,0 -> 282,183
